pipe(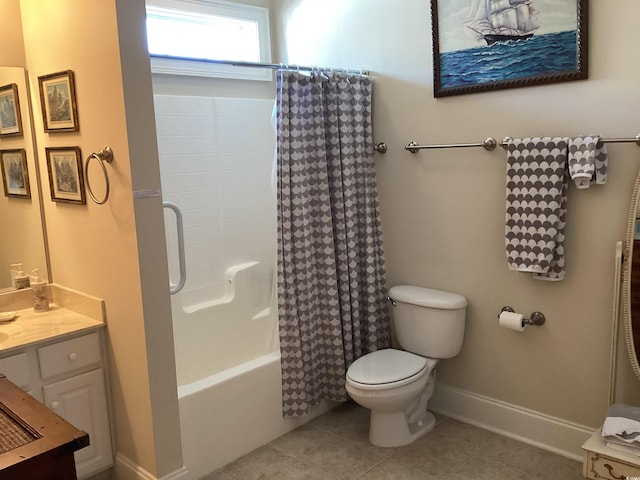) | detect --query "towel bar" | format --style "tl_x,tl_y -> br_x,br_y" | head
405,138 -> 497,153
405,134 -> 640,153
499,134 -> 640,149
